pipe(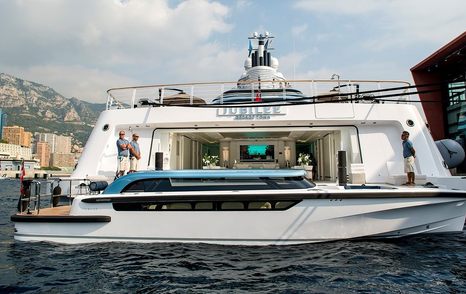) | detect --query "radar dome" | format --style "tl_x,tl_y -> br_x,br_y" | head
244,57 -> 252,70
271,57 -> 279,69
